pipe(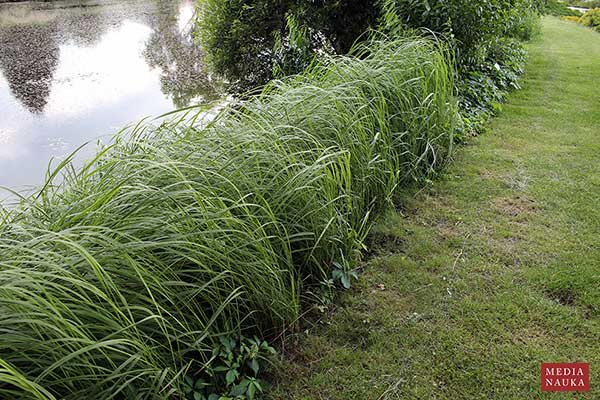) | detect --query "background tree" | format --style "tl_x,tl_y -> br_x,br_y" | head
196,0 -> 377,91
